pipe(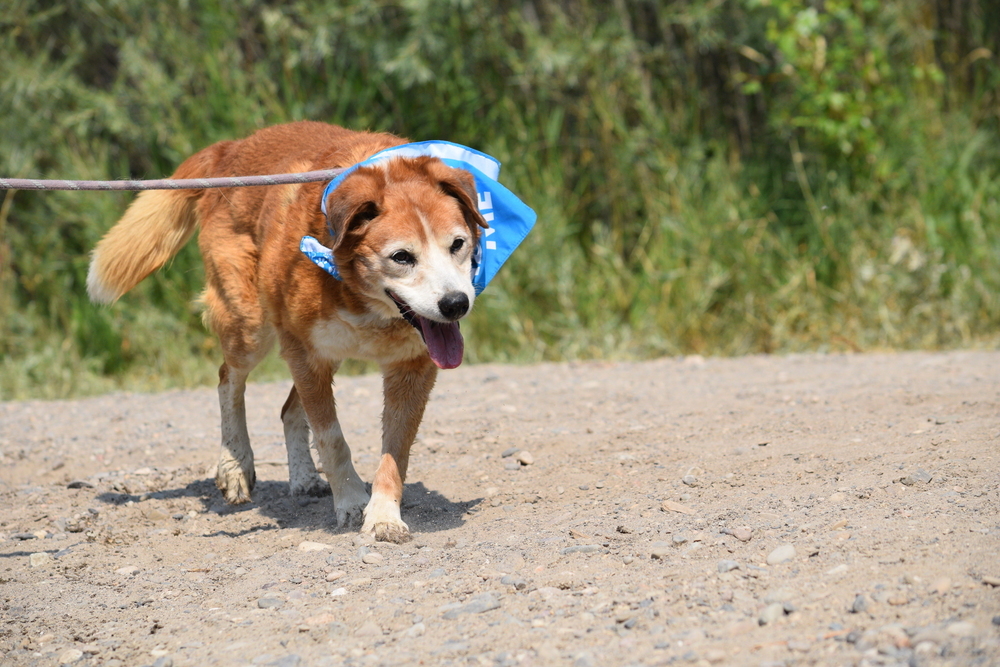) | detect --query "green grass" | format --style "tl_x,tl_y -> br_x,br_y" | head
2,0 -> 1000,399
